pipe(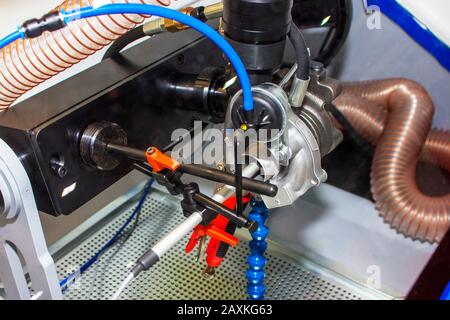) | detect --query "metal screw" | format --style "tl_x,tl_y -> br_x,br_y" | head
56,166 -> 67,178
50,156 -> 67,178
311,61 -> 324,72
147,147 -> 156,155
177,54 -> 185,65
216,162 -> 226,172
